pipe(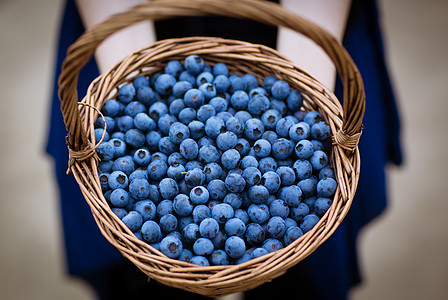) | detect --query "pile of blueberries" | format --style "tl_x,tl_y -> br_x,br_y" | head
94,54 -> 337,266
